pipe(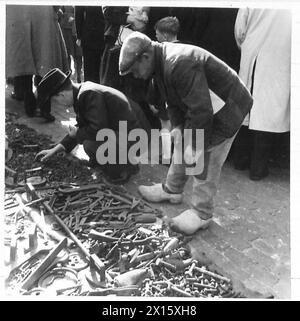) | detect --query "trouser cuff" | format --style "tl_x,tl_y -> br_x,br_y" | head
162,183 -> 182,194
192,206 -> 213,220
